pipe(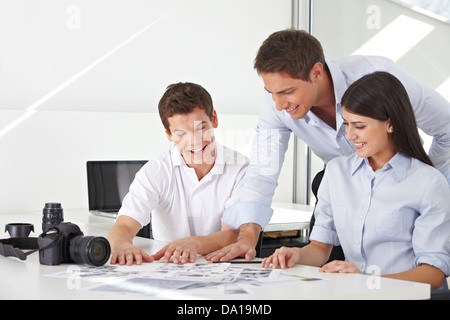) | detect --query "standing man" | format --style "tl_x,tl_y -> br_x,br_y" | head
205,29 -> 450,262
